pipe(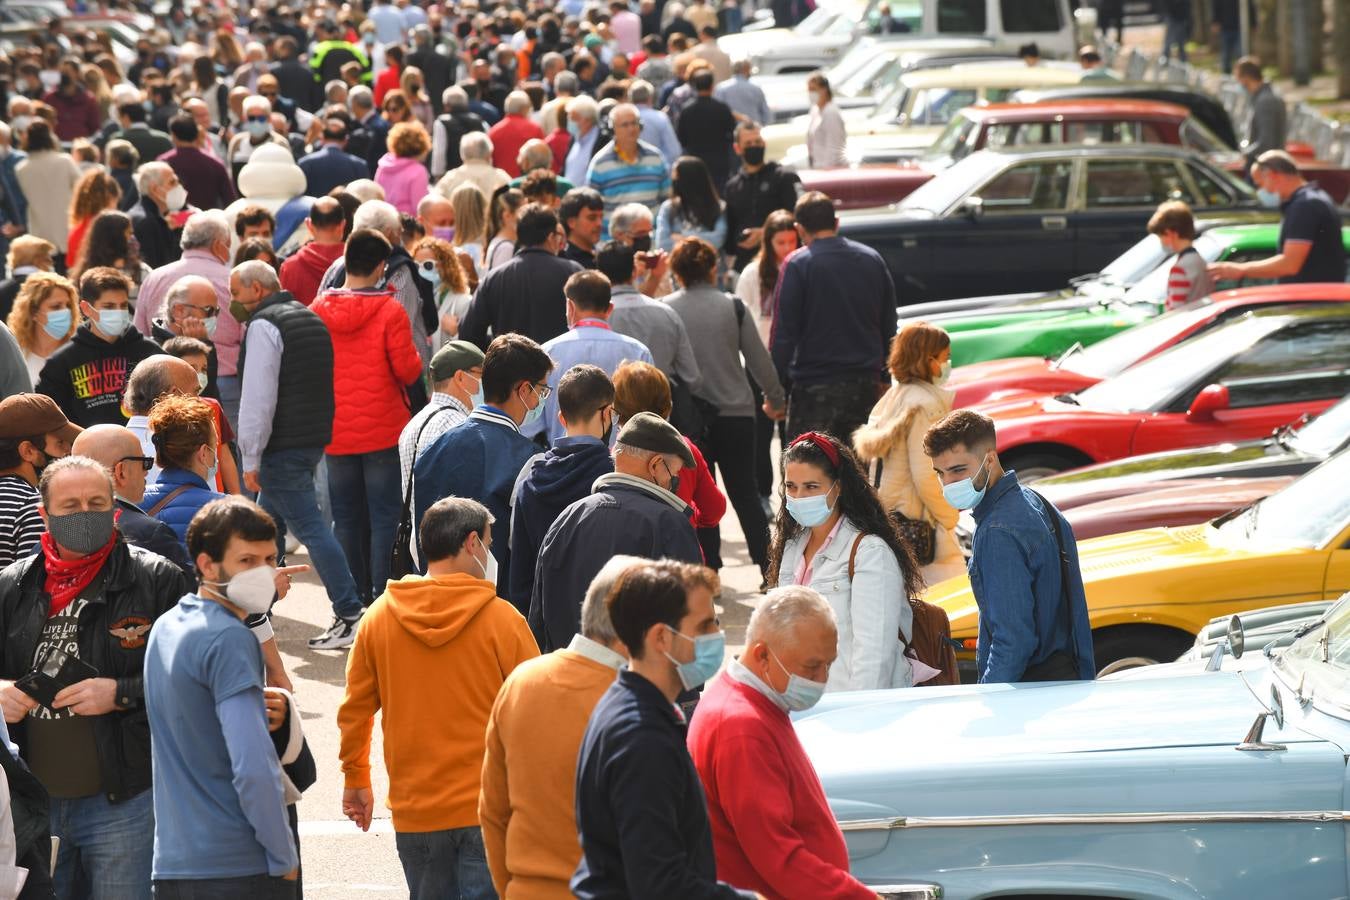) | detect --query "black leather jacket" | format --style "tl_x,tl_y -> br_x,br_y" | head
0,537 -> 192,803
